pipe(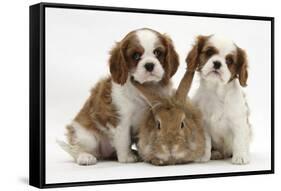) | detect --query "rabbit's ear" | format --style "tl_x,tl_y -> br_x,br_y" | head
175,35 -> 209,102
130,78 -> 160,107
186,35 -> 209,71
175,71 -> 195,102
